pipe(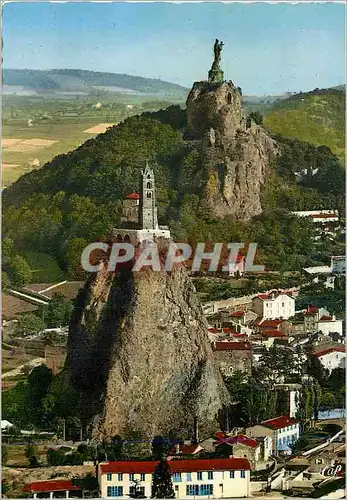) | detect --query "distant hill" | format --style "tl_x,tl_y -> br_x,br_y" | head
264,87 -> 345,160
3,68 -> 189,98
